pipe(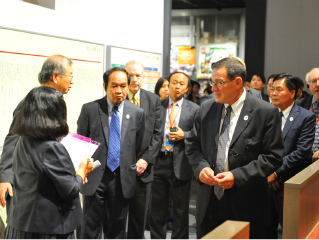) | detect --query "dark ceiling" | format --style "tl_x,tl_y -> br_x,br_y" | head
172,0 -> 246,9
